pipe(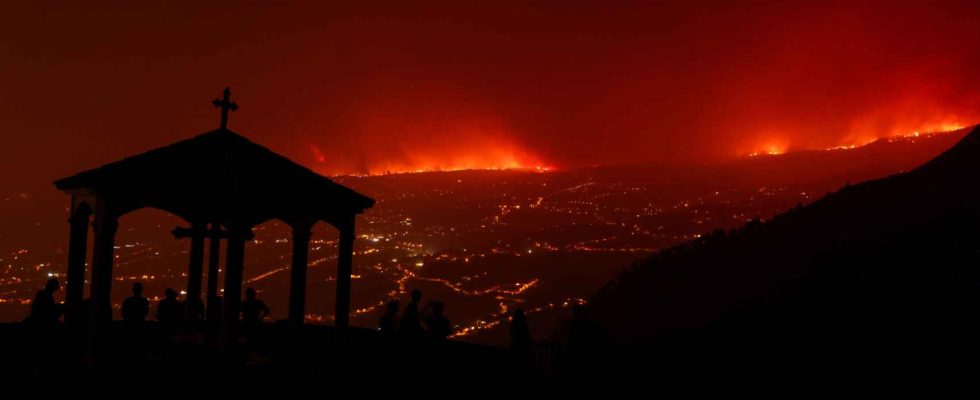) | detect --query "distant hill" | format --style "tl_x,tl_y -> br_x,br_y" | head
589,126 -> 980,364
